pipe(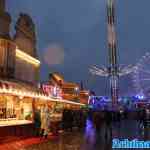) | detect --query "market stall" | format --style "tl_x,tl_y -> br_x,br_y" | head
0,79 -> 43,137
0,79 -> 85,137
